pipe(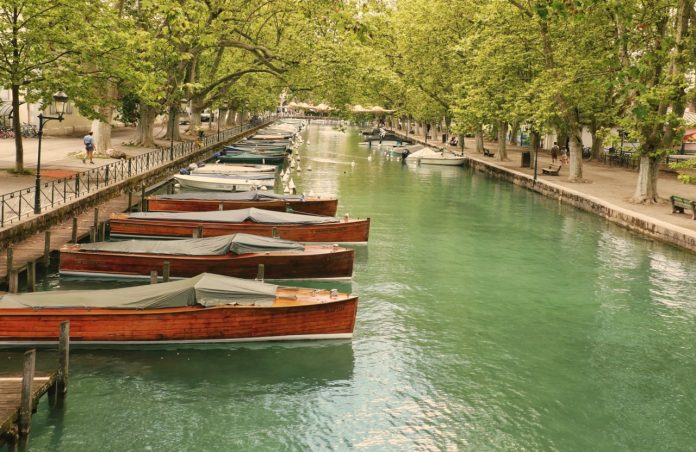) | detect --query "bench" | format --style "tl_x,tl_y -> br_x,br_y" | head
670,195 -> 696,219
541,164 -> 561,176
483,148 -> 494,157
